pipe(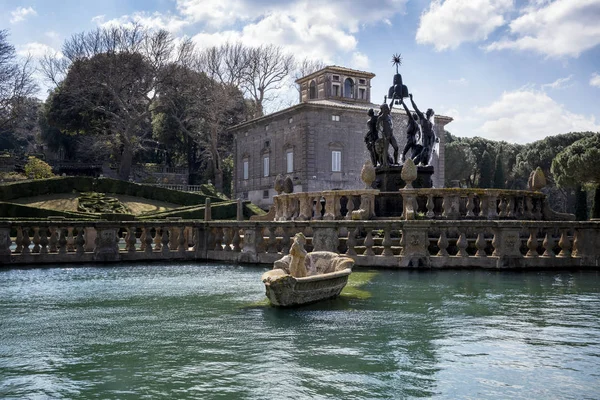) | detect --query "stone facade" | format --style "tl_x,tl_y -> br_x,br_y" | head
230,66 -> 452,209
